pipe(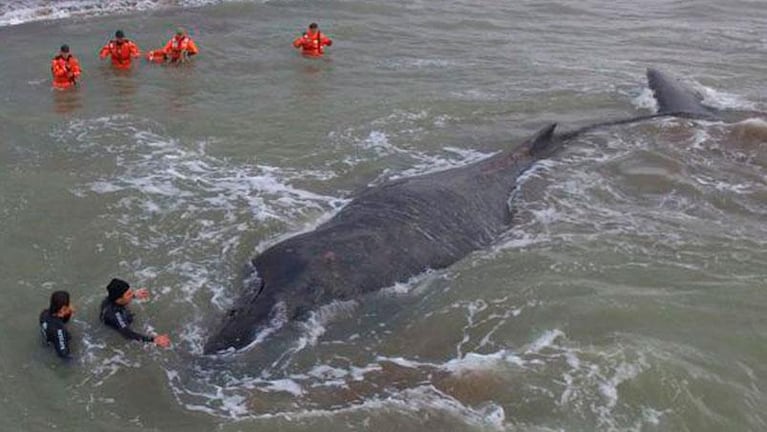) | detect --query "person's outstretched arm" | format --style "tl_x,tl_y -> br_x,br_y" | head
112,309 -> 155,343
